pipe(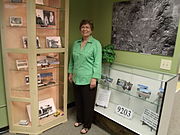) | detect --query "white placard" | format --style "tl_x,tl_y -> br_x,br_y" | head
115,104 -> 133,119
95,88 -> 111,108
27,98 -> 56,122
141,109 -> 159,130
